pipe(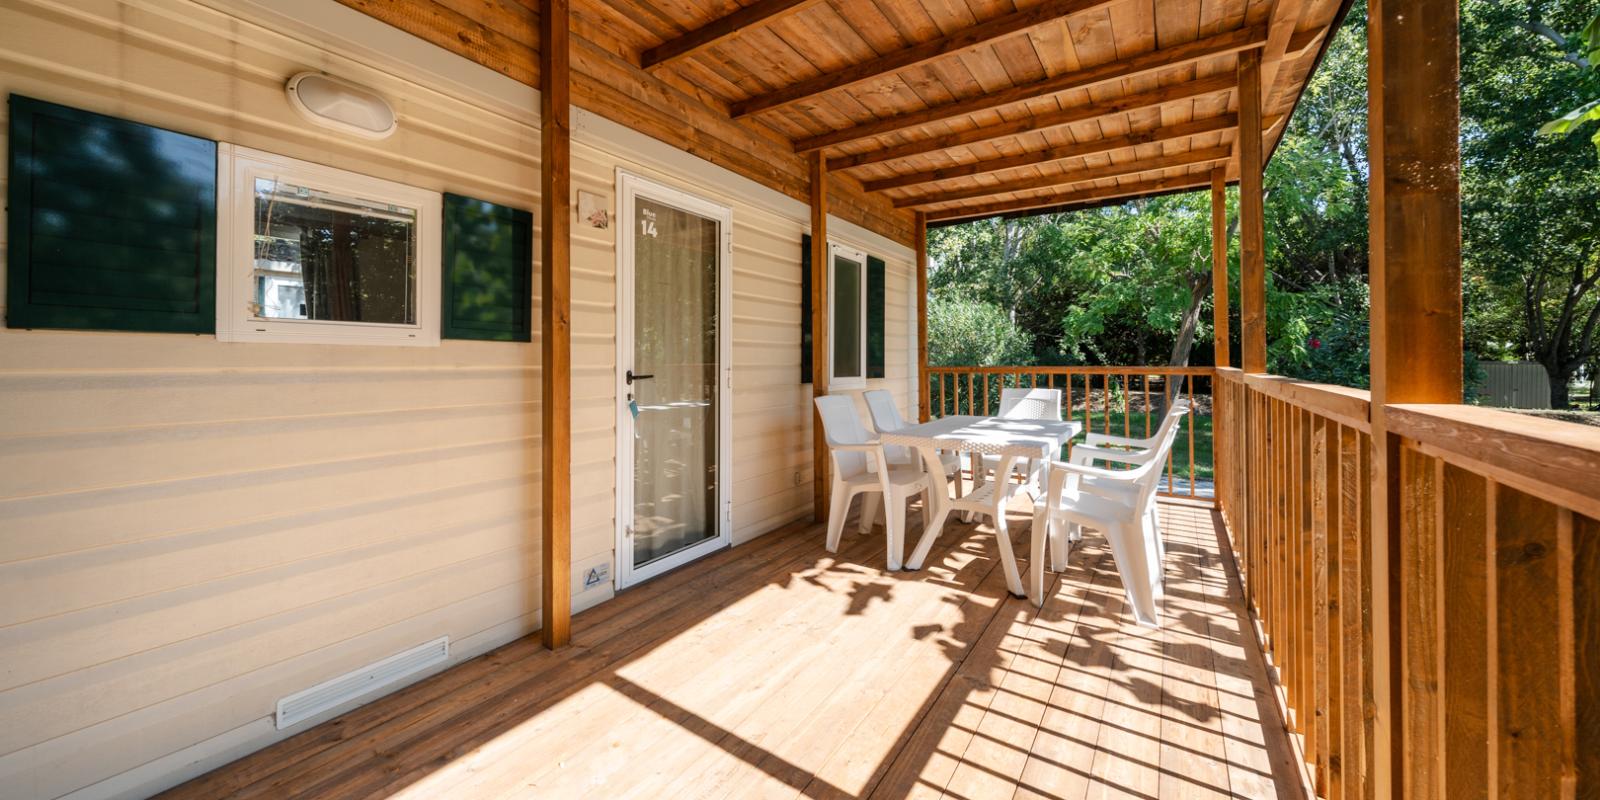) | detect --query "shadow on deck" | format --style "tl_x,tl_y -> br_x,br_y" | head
162,499 -> 1303,799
